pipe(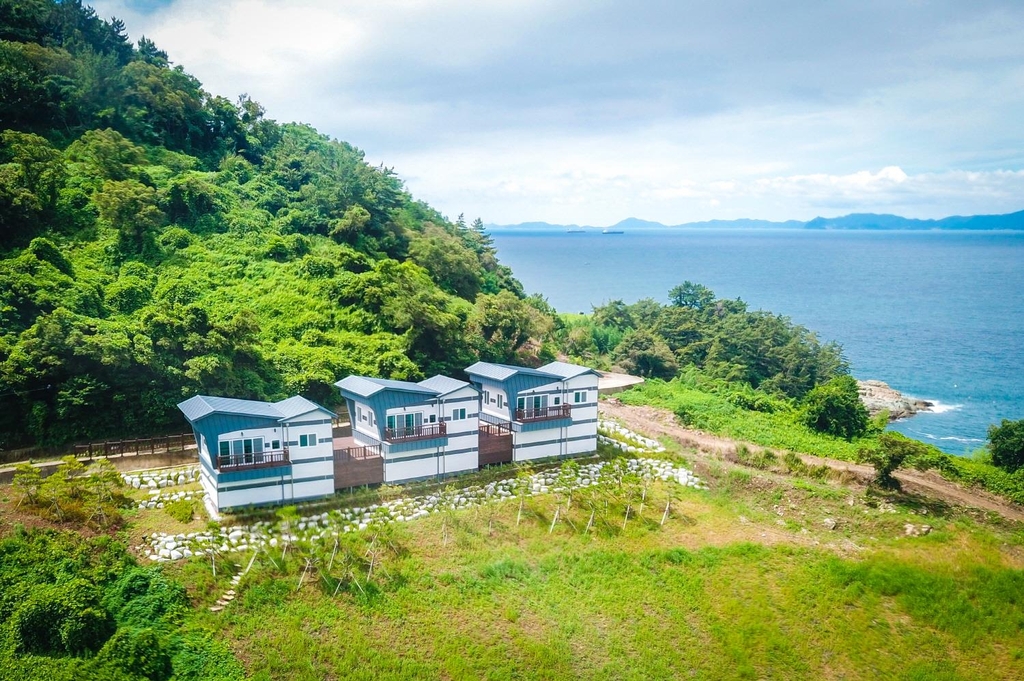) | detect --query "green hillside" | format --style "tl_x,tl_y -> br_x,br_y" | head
0,0 -> 552,448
